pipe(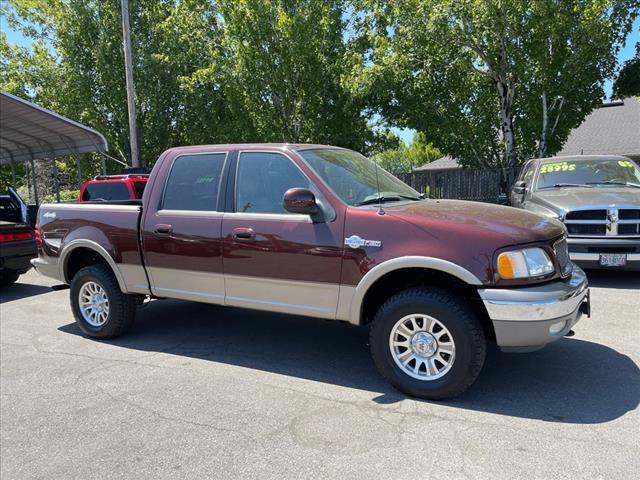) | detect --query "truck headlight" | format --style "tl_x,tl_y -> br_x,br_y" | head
497,247 -> 554,279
